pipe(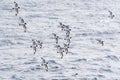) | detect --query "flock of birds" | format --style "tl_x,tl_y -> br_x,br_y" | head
12,1 -> 27,32
12,1 -> 48,71
11,1 -> 115,73
53,22 -> 72,59
12,1 -> 72,72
